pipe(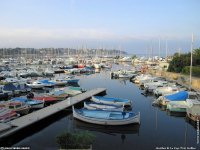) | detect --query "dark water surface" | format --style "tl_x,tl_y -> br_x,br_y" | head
11,64 -> 199,150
